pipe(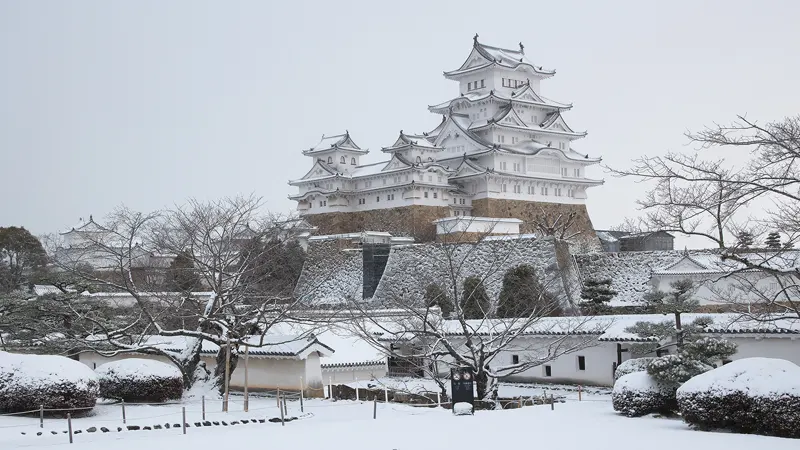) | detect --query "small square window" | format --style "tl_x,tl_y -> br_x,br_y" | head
433,192 -> 438,199
424,192 -> 429,198
376,196 -> 380,202
544,365 -> 552,377
578,356 -> 586,371
512,355 -> 519,364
